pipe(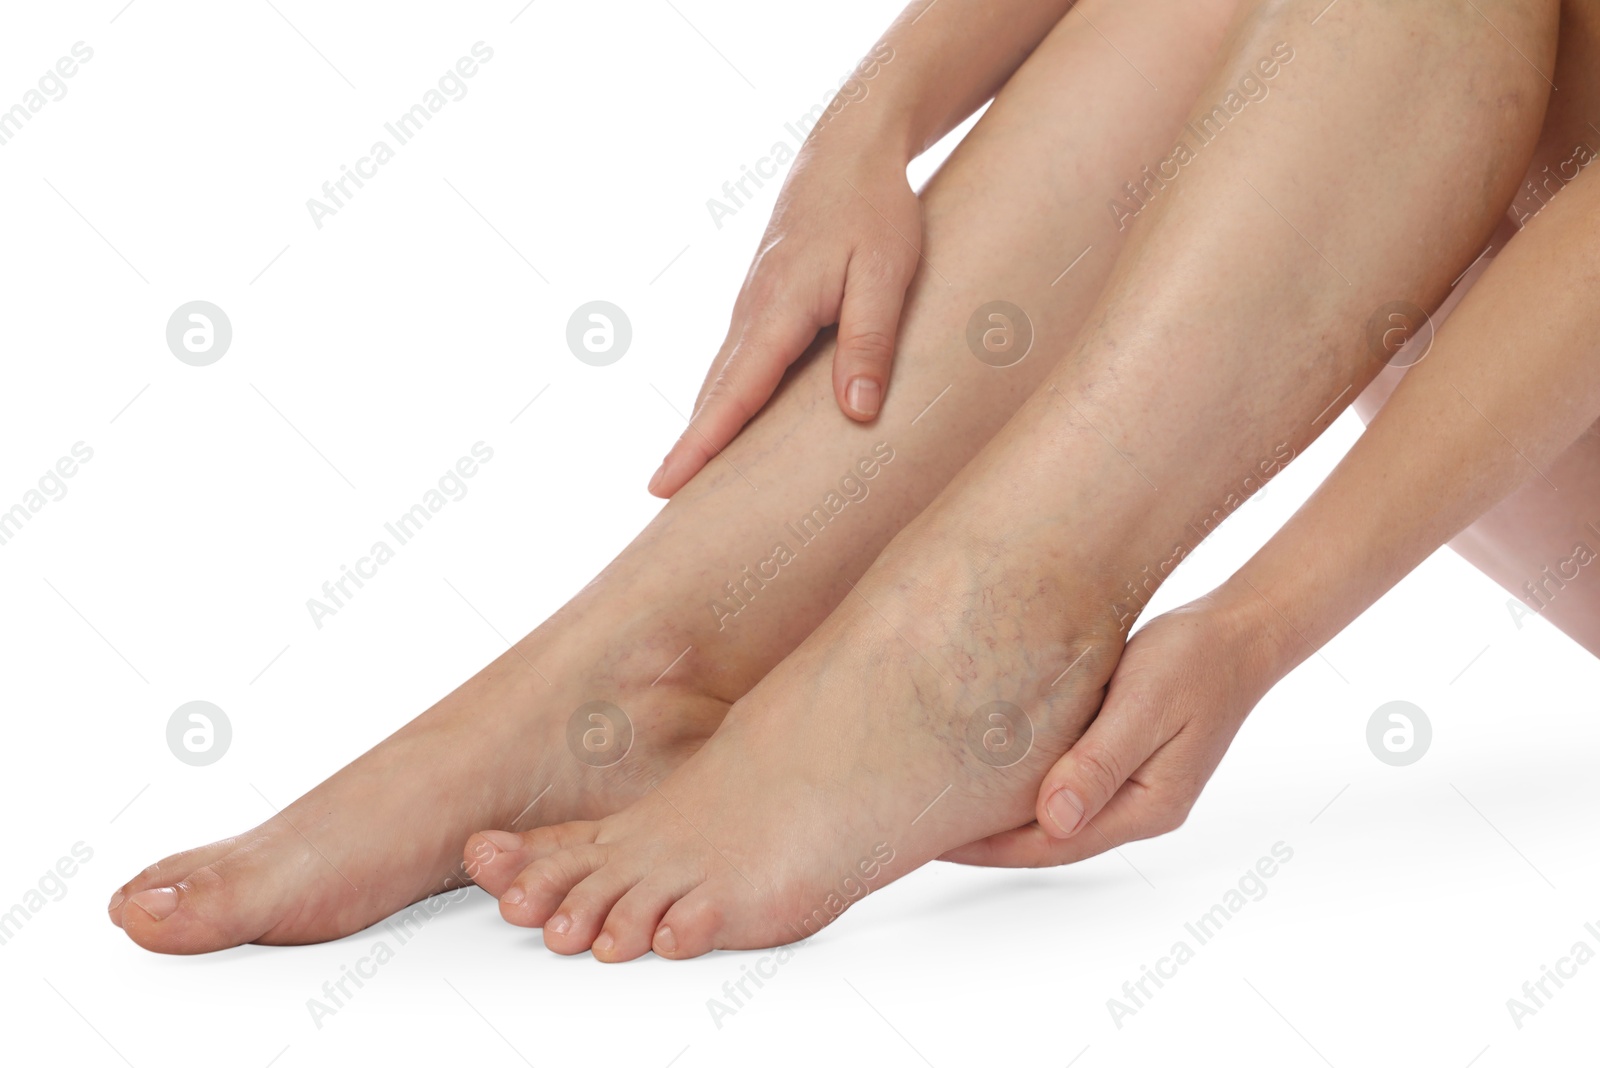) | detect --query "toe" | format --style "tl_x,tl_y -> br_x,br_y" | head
596,872 -> 699,962
463,830 -> 530,898
500,844 -> 607,929
546,867 -> 641,957
653,882 -> 729,960
119,849 -> 294,955
108,838 -> 242,930
464,822 -> 599,898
